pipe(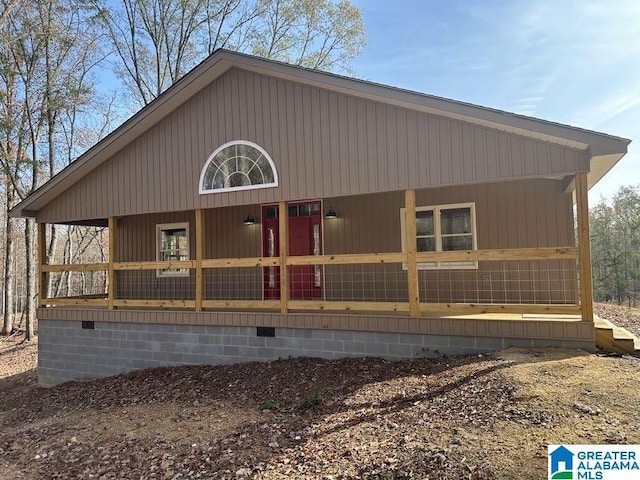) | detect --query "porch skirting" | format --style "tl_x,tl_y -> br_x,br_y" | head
37,309 -> 595,386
